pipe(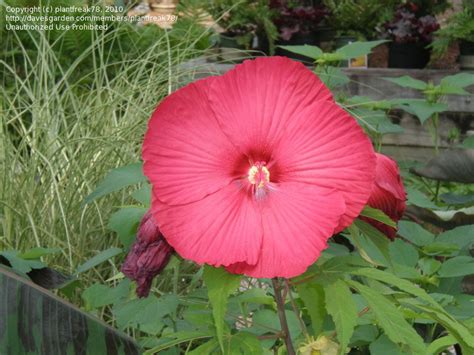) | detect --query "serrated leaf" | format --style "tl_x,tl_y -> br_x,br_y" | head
325,280 -> 357,353
113,294 -> 178,335
438,256 -> 474,277
203,265 -> 242,352
315,66 -> 349,89
75,247 -> 123,274
277,44 -> 323,59
84,163 -> 147,204
384,76 -> 428,90
397,99 -> 448,123
352,220 -> 392,267
296,283 -> 326,335
82,280 -> 130,310
346,280 -> 426,353
397,220 -> 435,246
